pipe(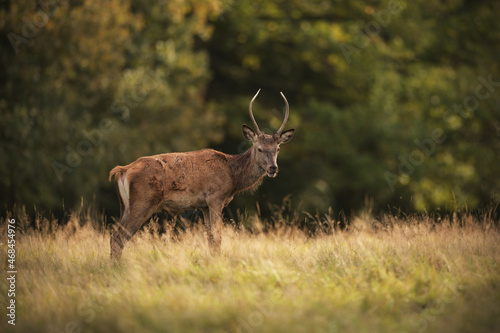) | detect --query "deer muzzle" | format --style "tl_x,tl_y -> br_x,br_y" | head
267,165 -> 278,178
